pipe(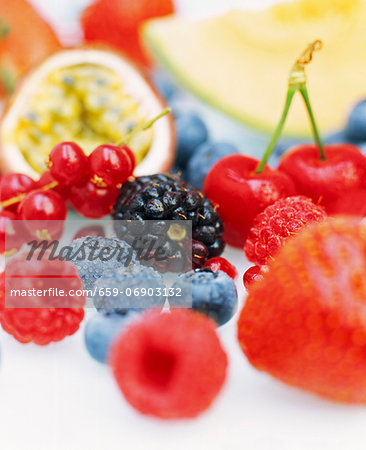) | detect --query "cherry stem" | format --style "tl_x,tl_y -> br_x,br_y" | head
117,107 -> 171,147
255,40 -> 324,174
